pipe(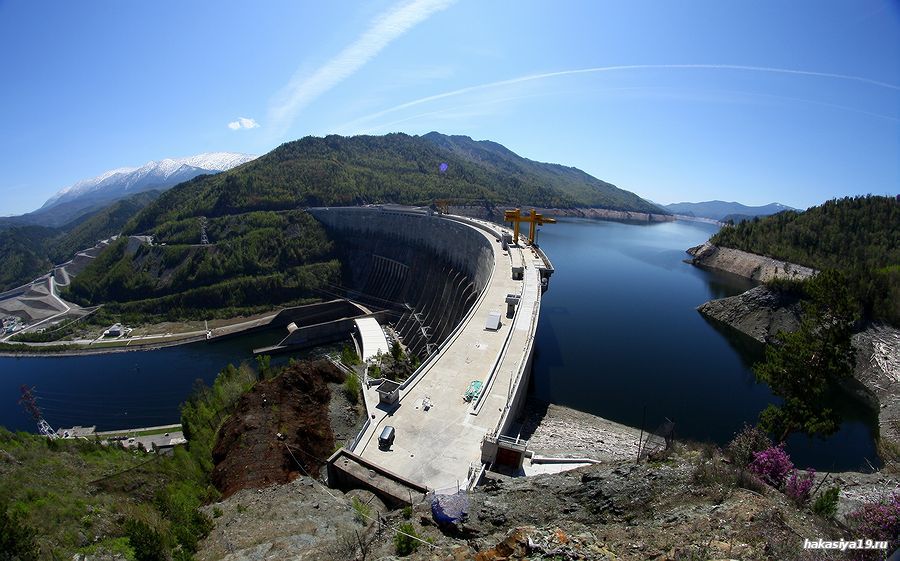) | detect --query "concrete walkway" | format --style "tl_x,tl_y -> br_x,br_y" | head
355,217 -> 544,492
